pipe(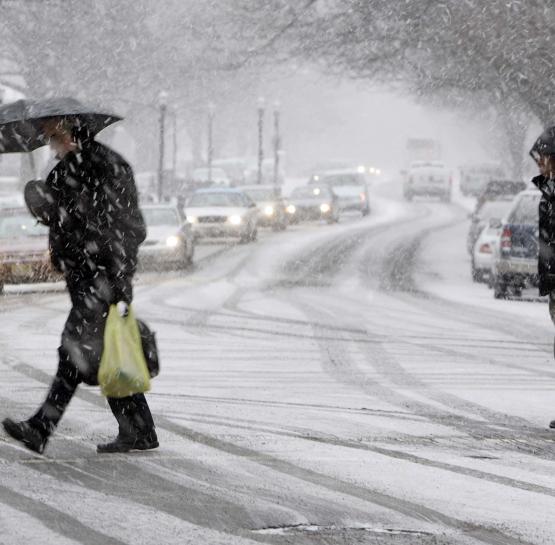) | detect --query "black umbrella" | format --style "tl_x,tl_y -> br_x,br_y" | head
0,97 -> 122,153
